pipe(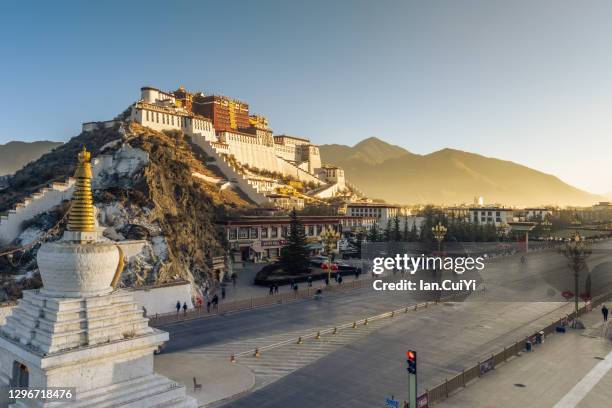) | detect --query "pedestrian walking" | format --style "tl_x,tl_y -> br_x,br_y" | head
293,283 -> 299,294
274,284 -> 279,294
175,301 -> 181,316
338,275 -> 343,285
182,302 -> 187,316
206,300 -> 211,313
231,272 -> 237,288
307,275 -> 313,287
221,286 -> 226,300
212,294 -> 219,311
269,284 -> 274,295
602,304 -> 609,322
325,277 -> 329,286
